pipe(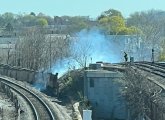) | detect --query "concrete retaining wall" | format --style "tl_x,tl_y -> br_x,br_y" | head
84,69 -> 127,120
0,64 -> 35,83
